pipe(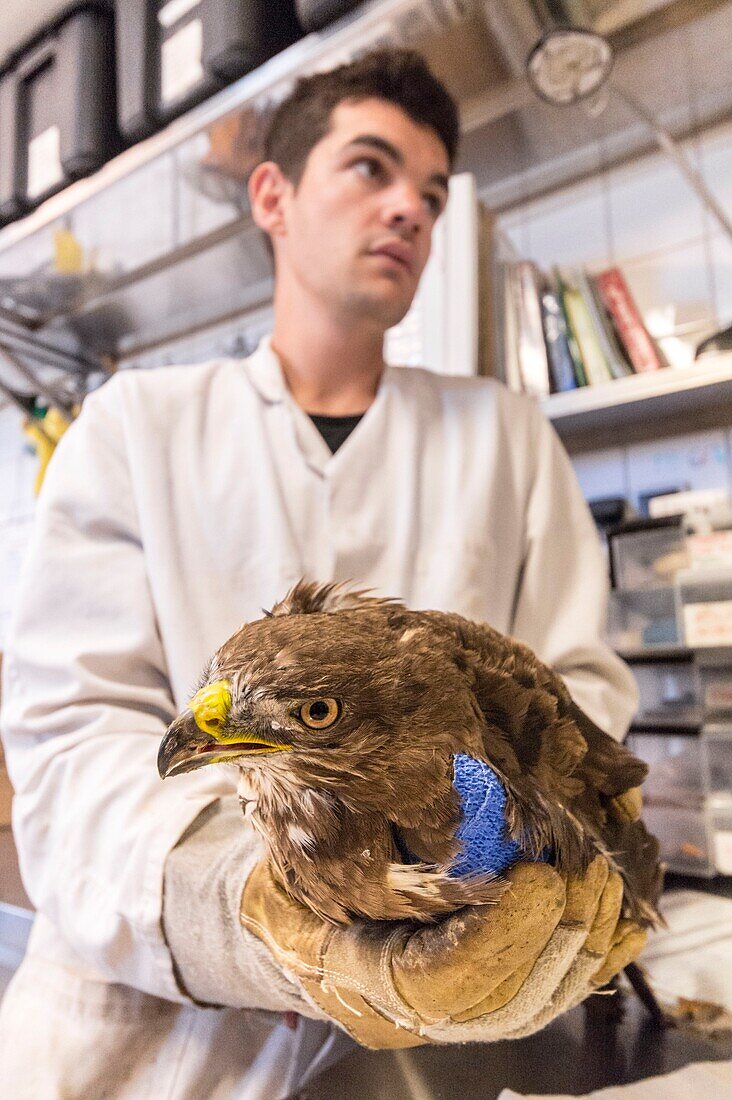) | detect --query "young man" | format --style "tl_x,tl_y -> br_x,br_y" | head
0,50 -> 641,1097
